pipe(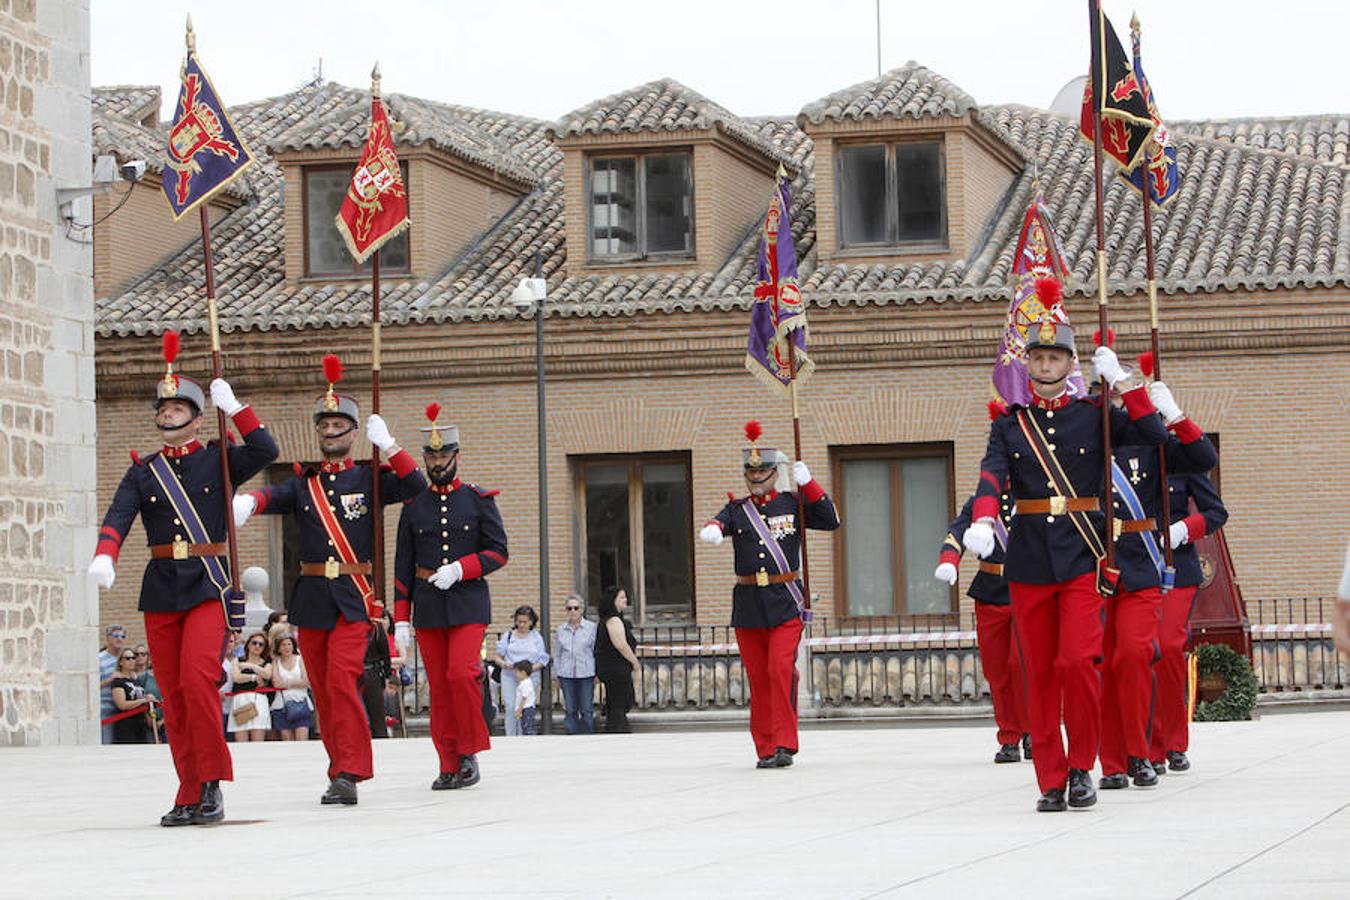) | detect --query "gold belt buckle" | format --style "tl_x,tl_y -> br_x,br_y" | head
172,537 -> 189,560
1049,495 -> 1067,516
324,558 -> 340,580
755,569 -> 769,588
1113,518 -> 1124,539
